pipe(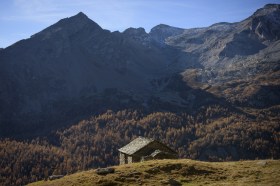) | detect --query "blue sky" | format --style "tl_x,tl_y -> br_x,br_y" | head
0,0 -> 279,48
